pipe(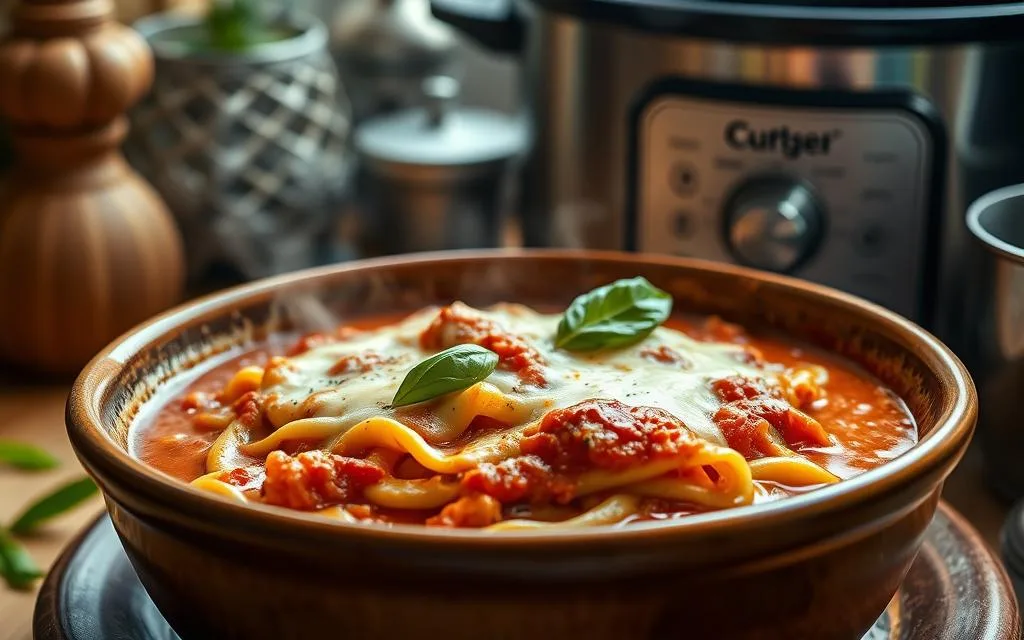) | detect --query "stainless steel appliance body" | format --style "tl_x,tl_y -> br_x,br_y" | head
433,0 -> 1024,355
